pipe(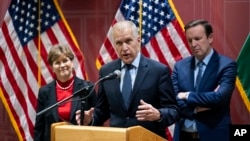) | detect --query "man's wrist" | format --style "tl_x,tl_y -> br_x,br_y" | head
157,110 -> 162,122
